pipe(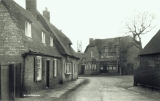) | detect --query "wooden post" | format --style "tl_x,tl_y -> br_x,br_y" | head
9,64 -> 15,101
